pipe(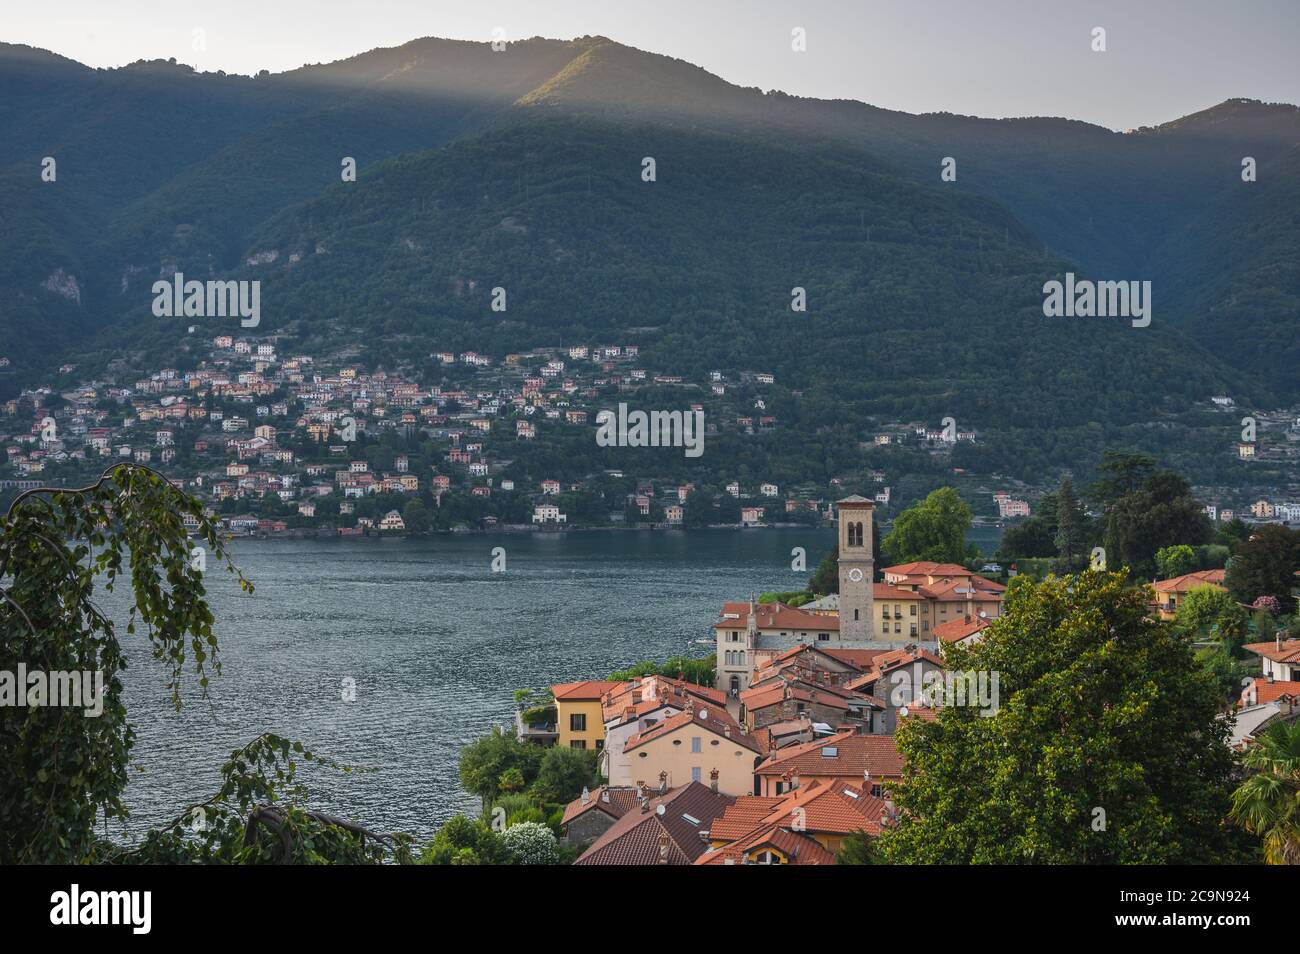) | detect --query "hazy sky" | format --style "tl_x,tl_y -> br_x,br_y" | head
5,0 -> 1298,130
